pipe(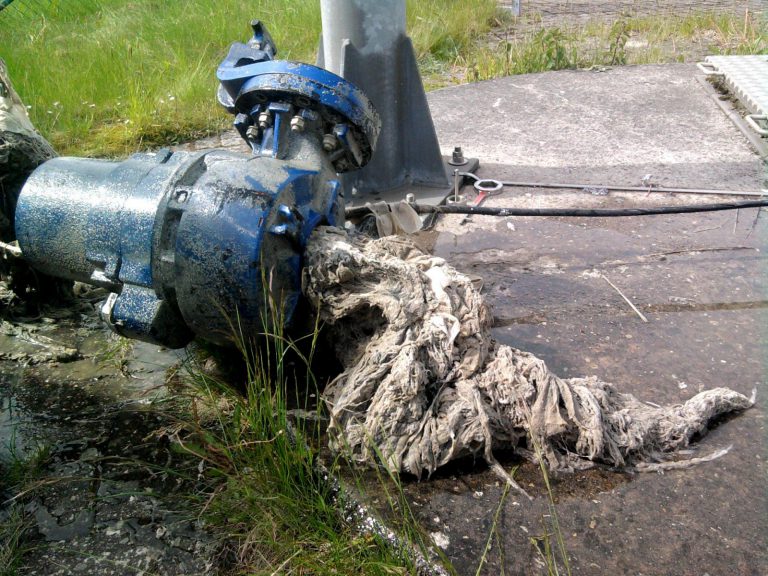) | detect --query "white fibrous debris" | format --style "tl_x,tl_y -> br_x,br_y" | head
303,227 -> 754,494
